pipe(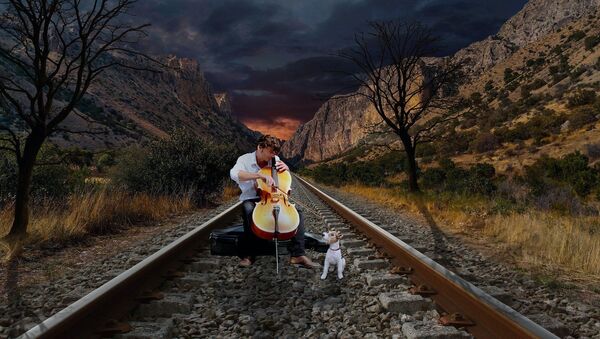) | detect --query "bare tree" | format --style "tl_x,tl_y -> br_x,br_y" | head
0,0 -> 155,251
337,21 -> 465,192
